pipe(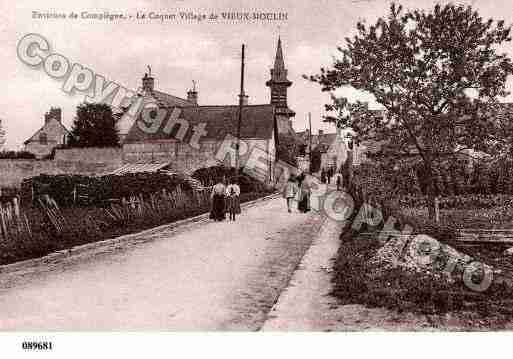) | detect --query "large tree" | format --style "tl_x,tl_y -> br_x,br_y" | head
68,103 -> 119,147
309,3 -> 513,218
